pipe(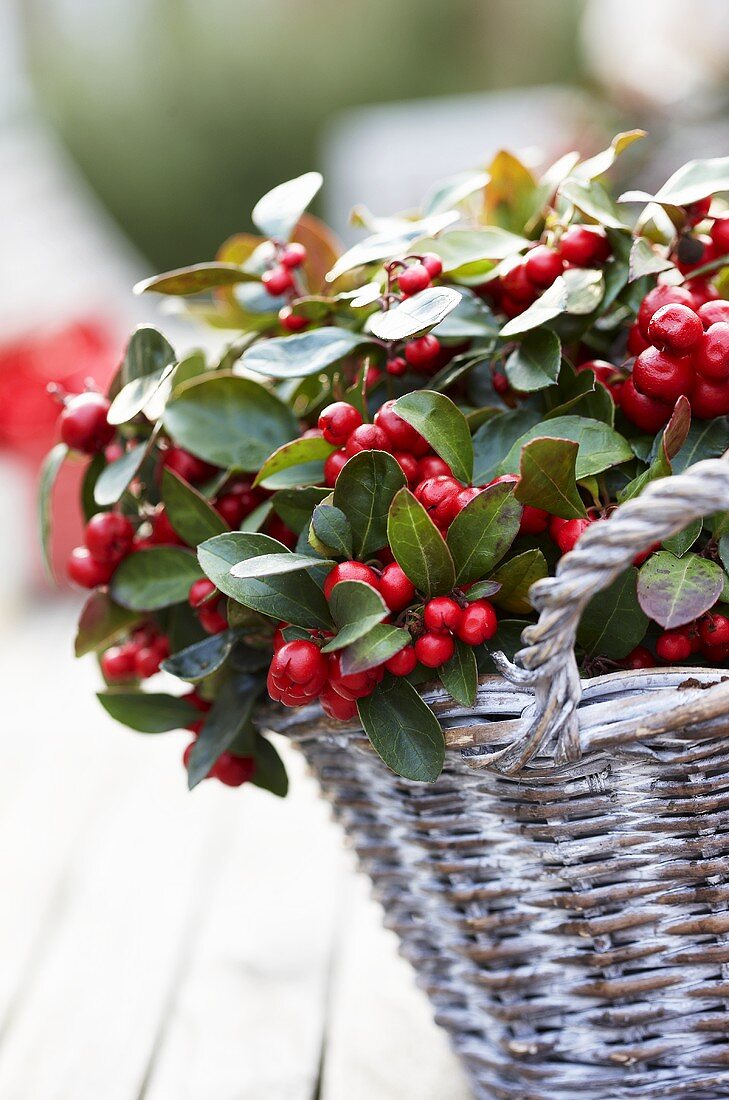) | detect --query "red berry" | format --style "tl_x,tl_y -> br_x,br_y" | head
163,446 -> 216,484
135,645 -> 162,679
398,263 -> 431,295
324,449 -> 348,486
182,740 -> 197,770
189,578 -> 217,609
577,360 -> 618,389
451,486 -> 482,518
149,508 -> 185,546
559,225 -> 610,266
84,512 -> 134,565
685,196 -> 712,224
385,645 -> 417,676
520,505 -> 550,535
394,452 -> 419,484
198,604 -> 228,635
101,644 -> 137,683
637,285 -> 695,340
386,356 -> 407,377
153,635 -> 170,660
704,641 -> 729,664
492,370 -> 510,395
623,645 -> 655,669
318,402 -> 363,446
404,334 -> 440,370
647,303 -> 703,352
379,562 -> 416,612
262,265 -> 294,296
456,600 -> 497,645
697,299 -> 729,328
550,516 -> 593,556
374,400 -> 429,455
414,476 -> 462,528
268,639 -> 329,705
694,322 -> 729,381
213,753 -> 255,786
656,630 -> 692,663
328,654 -> 384,700
710,216 -> 729,254
421,253 -> 443,279
267,515 -> 297,549
345,423 -> 390,456
320,684 -> 359,720
424,596 -> 462,634
280,242 -> 307,269
279,306 -> 308,332
699,613 -> 729,648
501,261 -> 534,302
627,323 -> 649,357
524,245 -> 564,288
323,560 -> 380,601
215,493 -> 246,528
633,541 -> 661,567
691,376 -> 729,419
619,377 -> 672,433
417,455 -> 452,480
59,392 -> 114,454
414,631 -> 455,668
632,347 -> 695,402
67,546 -> 114,588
